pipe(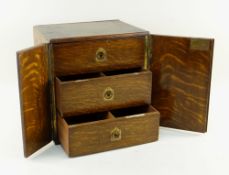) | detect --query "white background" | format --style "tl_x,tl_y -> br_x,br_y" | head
0,0 -> 228,175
